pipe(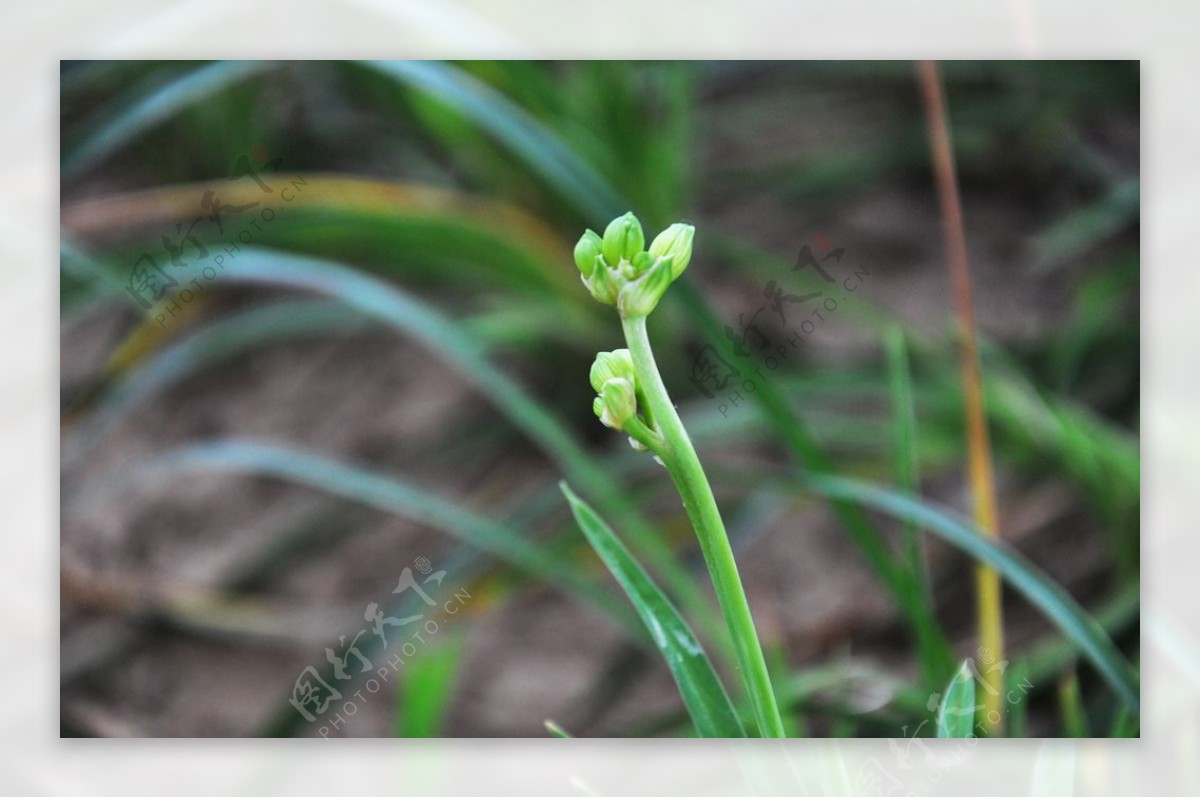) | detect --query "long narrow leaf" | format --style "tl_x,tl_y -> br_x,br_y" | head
885,325 -> 949,689
62,61 -> 267,177
359,60 -> 625,222
60,177 -> 586,304
155,440 -> 637,635
560,483 -> 746,738
800,474 -> 1140,714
